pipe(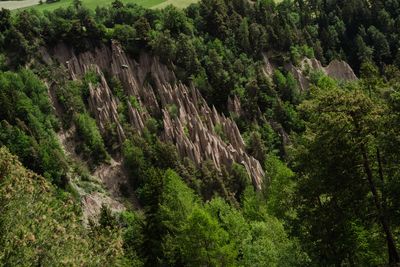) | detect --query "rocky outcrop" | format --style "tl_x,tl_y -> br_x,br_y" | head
288,58 -> 357,91
262,55 -> 357,91
87,67 -> 126,145
227,95 -> 242,117
262,54 -> 275,77
160,83 -> 264,189
81,192 -> 126,225
325,60 -> 358,81
48,41 -> 265,190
